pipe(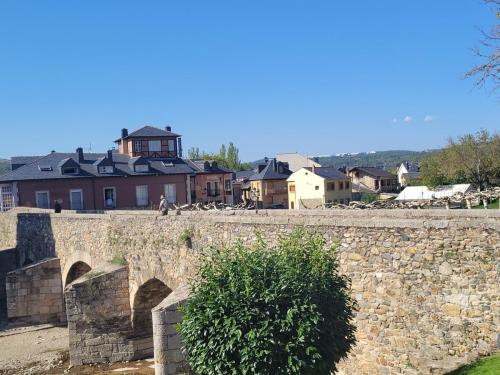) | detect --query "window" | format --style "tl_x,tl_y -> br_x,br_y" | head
164,184 -> 177,203
62,167 -> 78,174
136,185 -> 148,207
224,179 -> 231,192
134,141 -> 142,152
0,185 -> 14,212
339,182 -> 344,190
207,181 -> 219,197
38,165 -> 53,172
149,140 -> 161,152
346,181 -> 350,189
381,180 -> 386,187
98,166 -> 114,174
104,187 -> 116,208
289,185 -> 295,192
327,183 -> 335,191
36,191 -> 50,209
135,164 -> 149,173
70,189 -> 83,210
315,185 -> 319,190
168,139 -> 175,151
